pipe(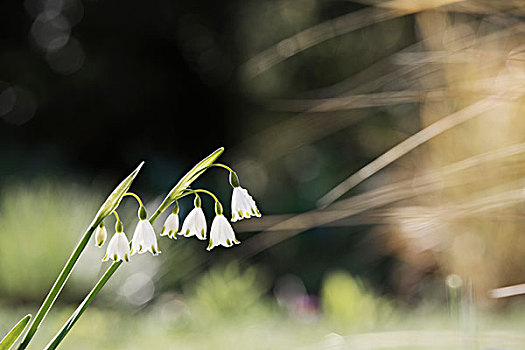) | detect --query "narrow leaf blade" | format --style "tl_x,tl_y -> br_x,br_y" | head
157,147 -> 224,213
0,315 -> 31,350
168,147 -> 224,199
91,161 -> 144,227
